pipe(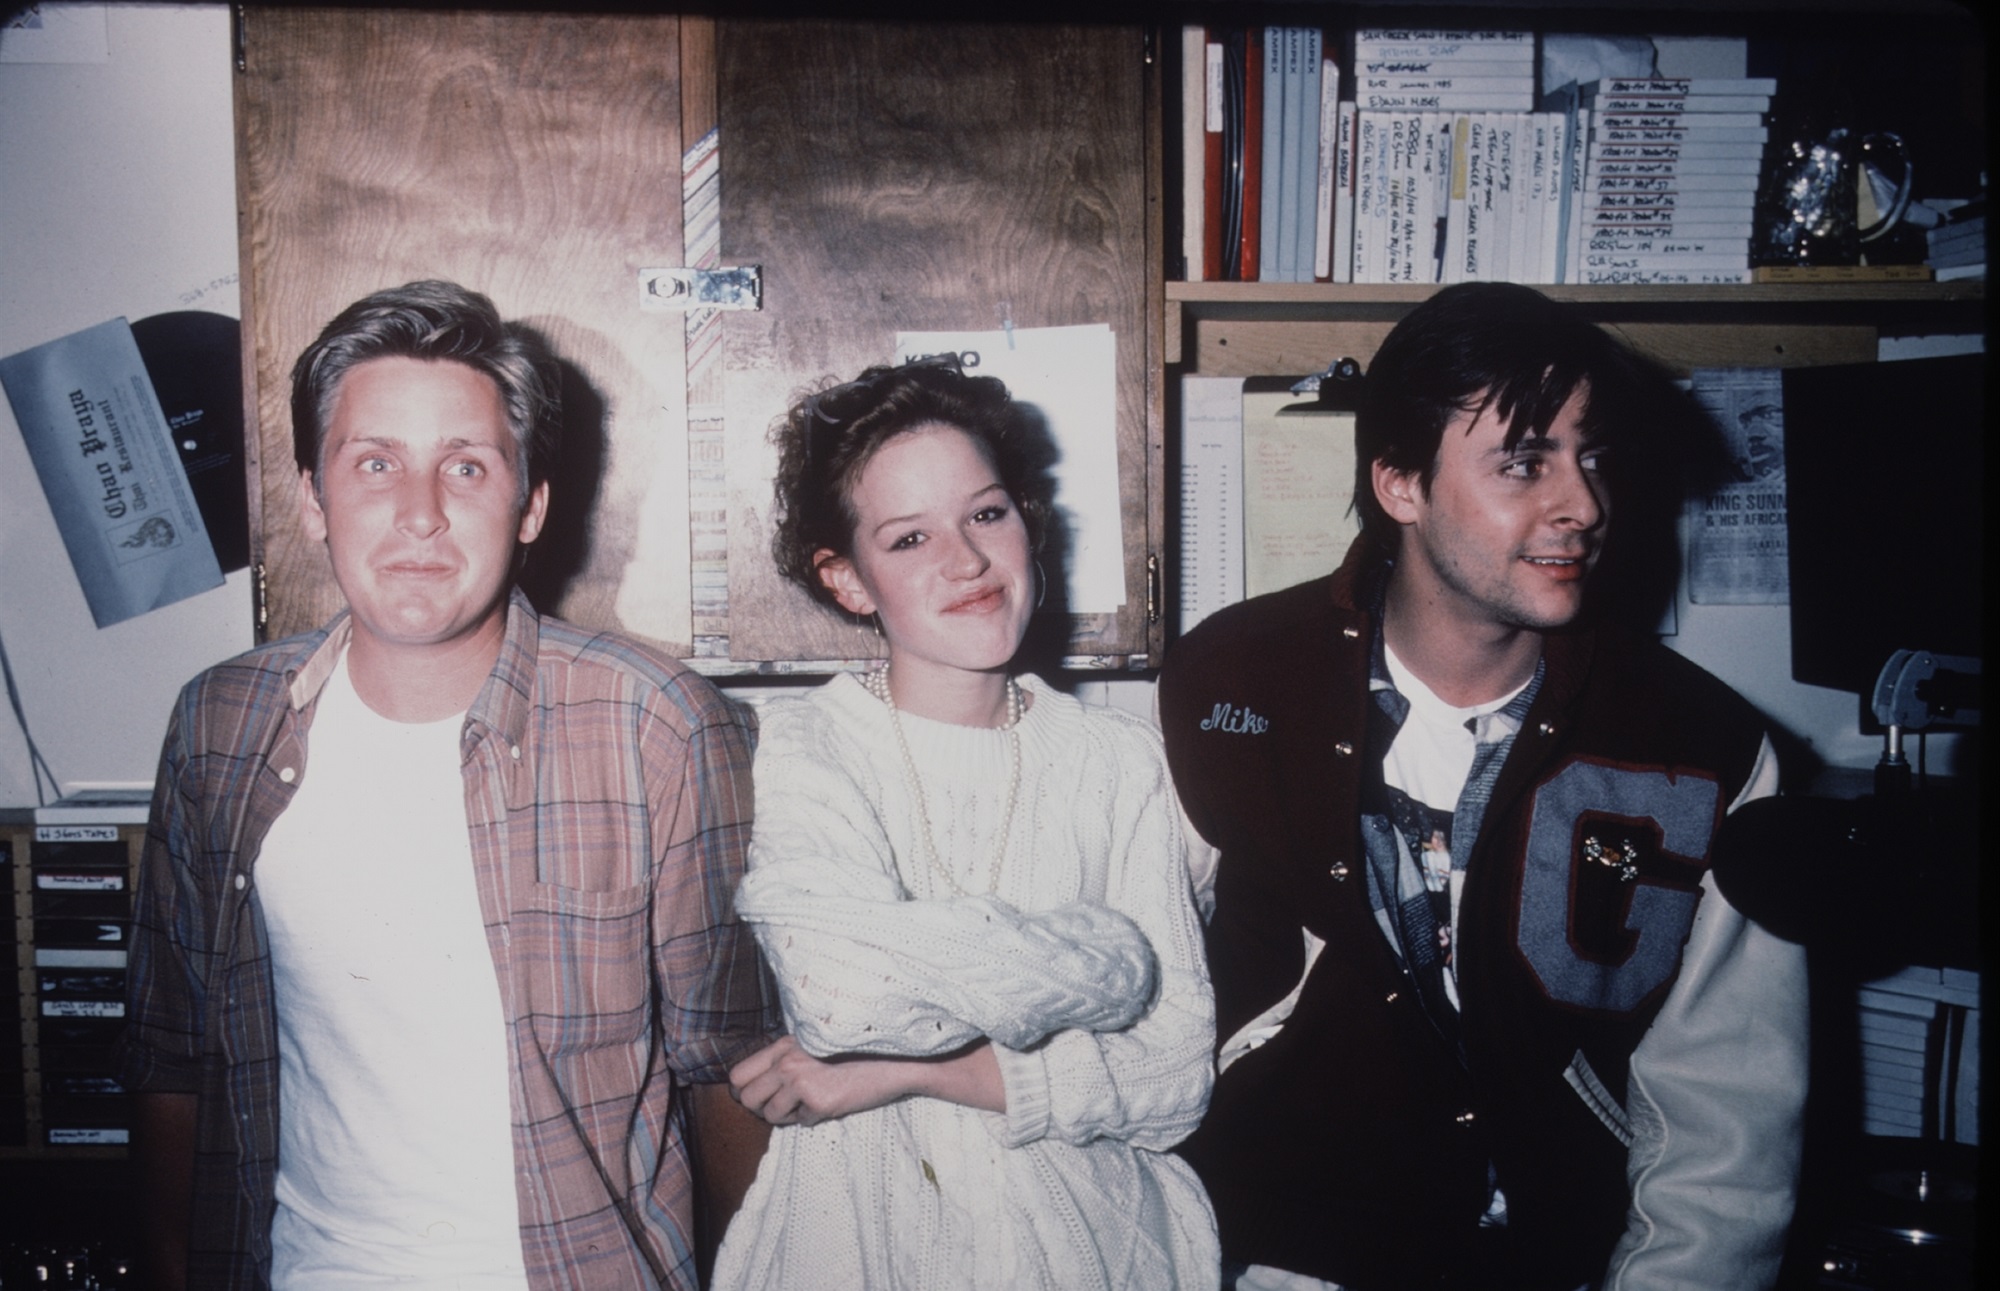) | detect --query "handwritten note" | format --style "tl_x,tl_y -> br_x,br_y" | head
1242,385 -> 1358,598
